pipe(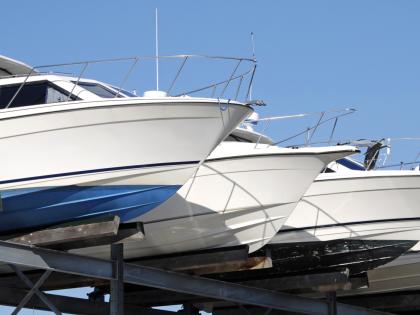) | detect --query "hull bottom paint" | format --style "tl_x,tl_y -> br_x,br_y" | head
0,185 -> 181,233
260,239 -> 416,276
212,239 -> 416,283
